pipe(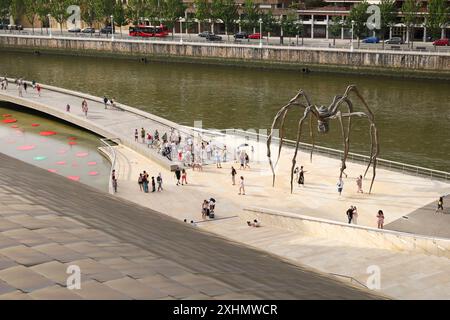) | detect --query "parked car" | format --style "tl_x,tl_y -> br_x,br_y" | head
206,34 -> 222,41
362,36 -> 380,43
7,24 -> 23,31
433,38 -> 449,46
385,37 -> 404,44
0,22 -> 8,30
82,27 -> 96,34
198,31 -> 213,37
234,32 -> 249,39
248,33 -> 262,39
100,26 -> 115,34
68,27 -> 81,33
